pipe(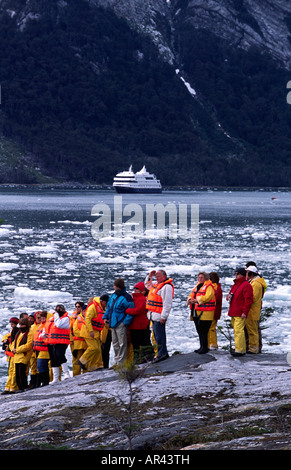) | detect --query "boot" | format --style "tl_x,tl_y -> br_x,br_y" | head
61,362 -> 72,380
50,367 -> 60,385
